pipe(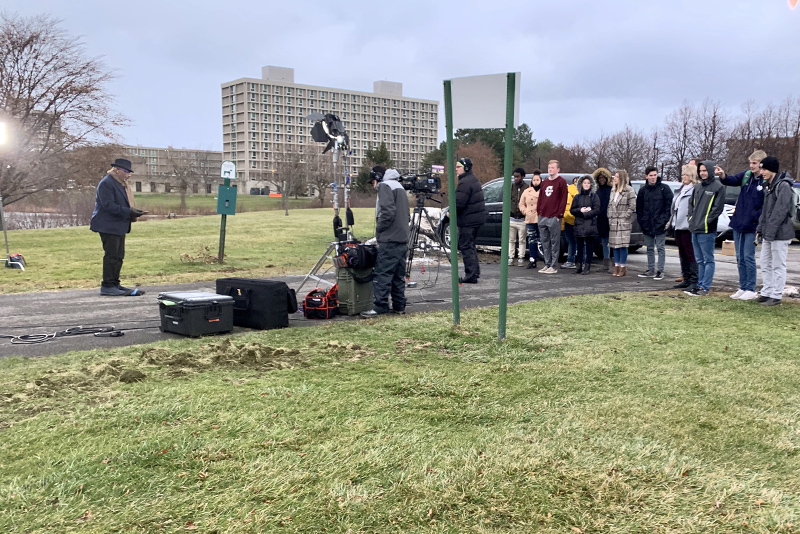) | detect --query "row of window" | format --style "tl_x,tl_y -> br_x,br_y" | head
229,102 -> 435,121
230,83 -> 437,111
133,182 -> 214,194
